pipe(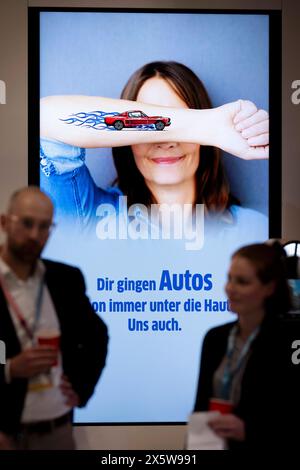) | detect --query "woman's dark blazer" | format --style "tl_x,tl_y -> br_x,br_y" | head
193,316 -> 299,449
